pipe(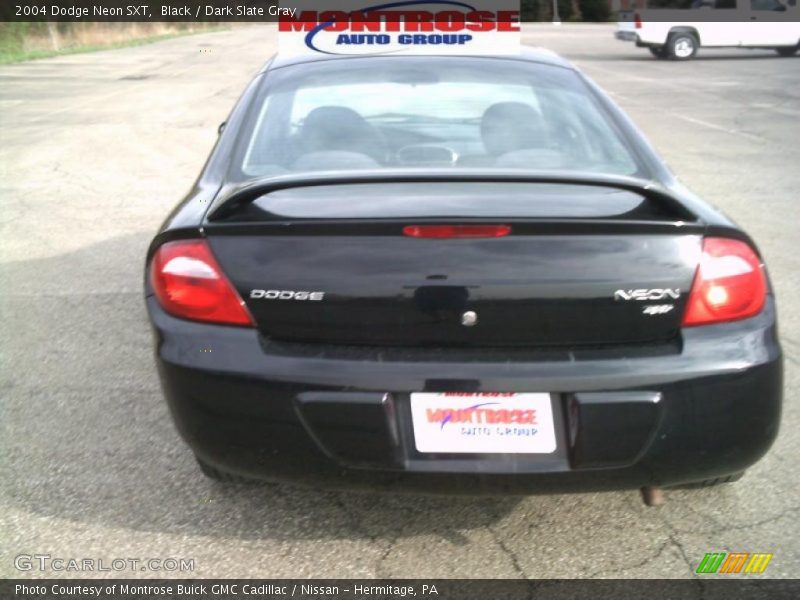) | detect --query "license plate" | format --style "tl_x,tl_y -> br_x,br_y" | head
410,392 -> 556,454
